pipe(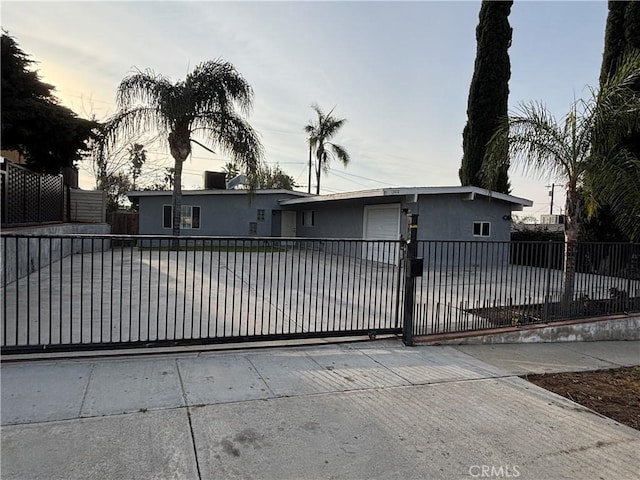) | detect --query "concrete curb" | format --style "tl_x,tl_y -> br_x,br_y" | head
414,314 -> 640,345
